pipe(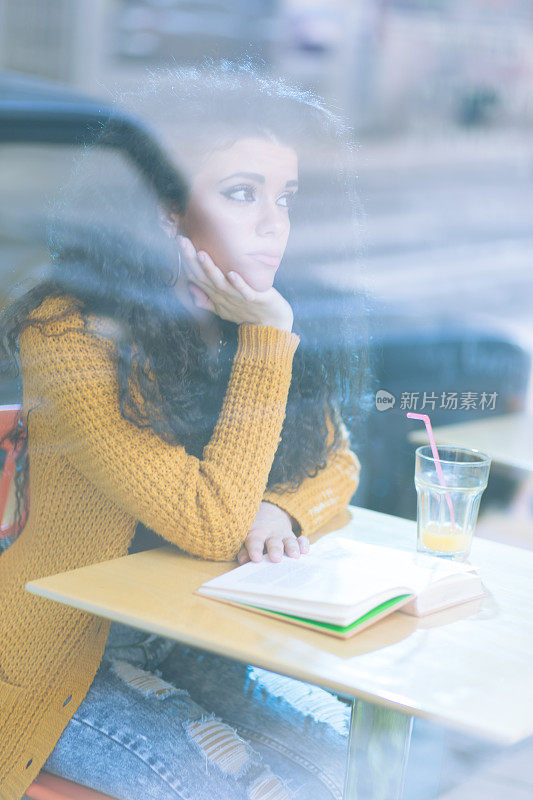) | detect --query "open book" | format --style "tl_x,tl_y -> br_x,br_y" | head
197,535 -> 486,639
